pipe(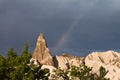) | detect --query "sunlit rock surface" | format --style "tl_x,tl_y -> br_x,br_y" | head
85,50 -> 120,80
32,33 -> 120,80
32,33 -> 54,66
53,54 -> 84,70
